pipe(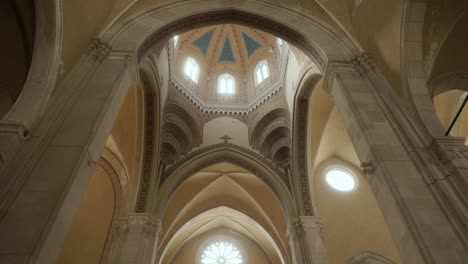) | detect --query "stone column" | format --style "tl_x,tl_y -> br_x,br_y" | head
0,41 -> 135,263
288,216 -> 328,264
324,54 -> 468,263
106,214 -> 161,264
